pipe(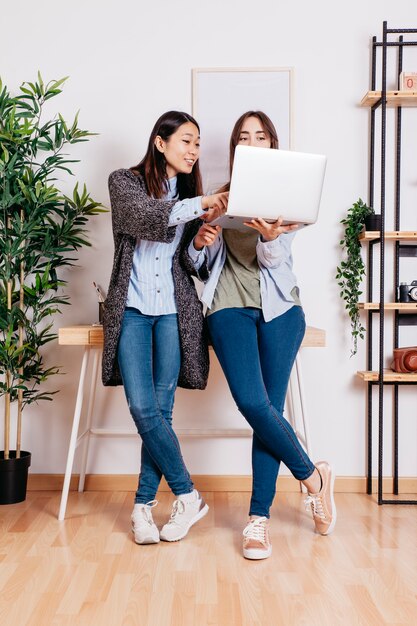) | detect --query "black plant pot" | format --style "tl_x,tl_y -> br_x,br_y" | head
0,451 -> 31,504
364,214 -> 382,231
